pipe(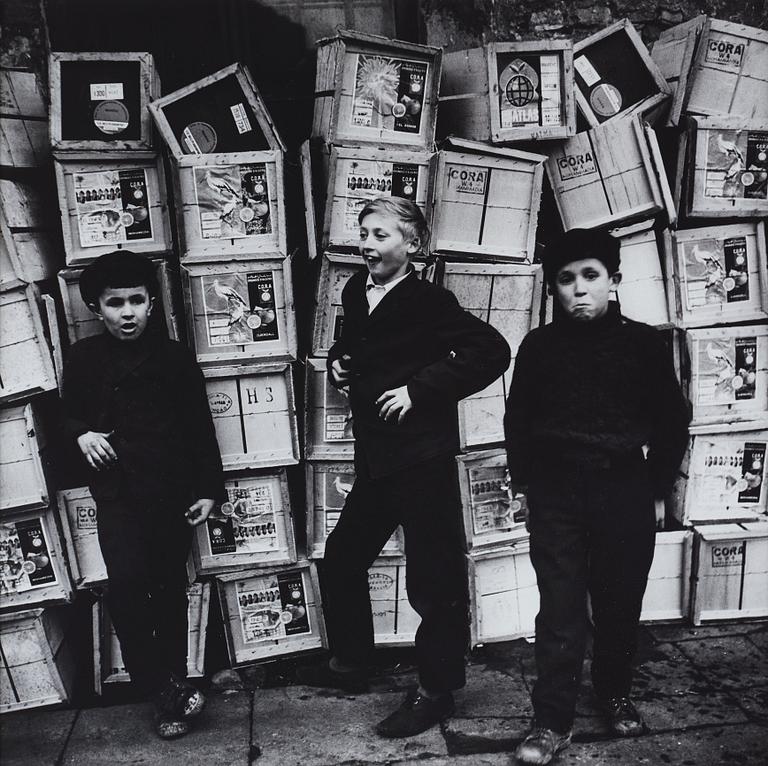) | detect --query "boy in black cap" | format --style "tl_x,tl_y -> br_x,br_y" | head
61,251 -> 226,739
504,229 -> 690,765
